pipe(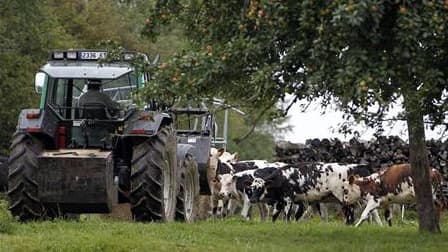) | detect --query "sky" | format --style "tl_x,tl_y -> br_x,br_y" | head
280,98 -> 447,144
